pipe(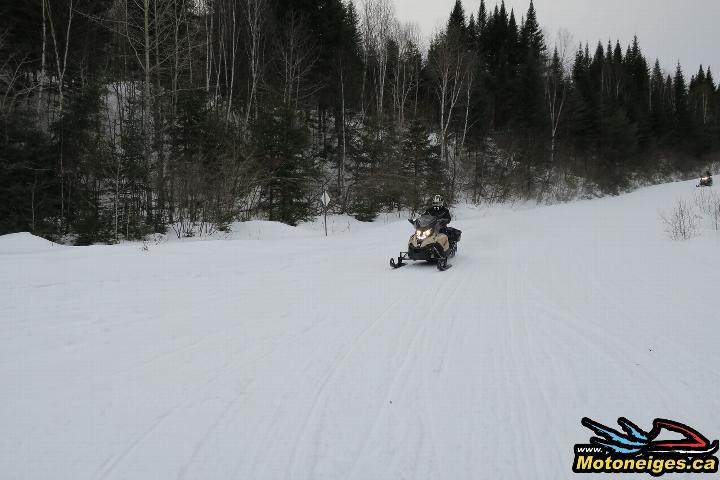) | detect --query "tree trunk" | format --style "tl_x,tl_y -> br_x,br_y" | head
37,0 -> 46,119
339,61 -> 347,195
